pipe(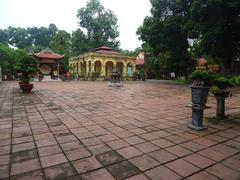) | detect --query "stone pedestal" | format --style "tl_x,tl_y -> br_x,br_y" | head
216,96 -> 226,118
187,104 -> 210,131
